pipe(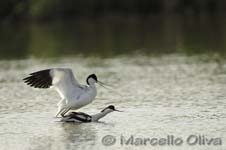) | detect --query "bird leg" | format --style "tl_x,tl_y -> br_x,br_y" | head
61,108 -> 71,117
55,107 -> 67,118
